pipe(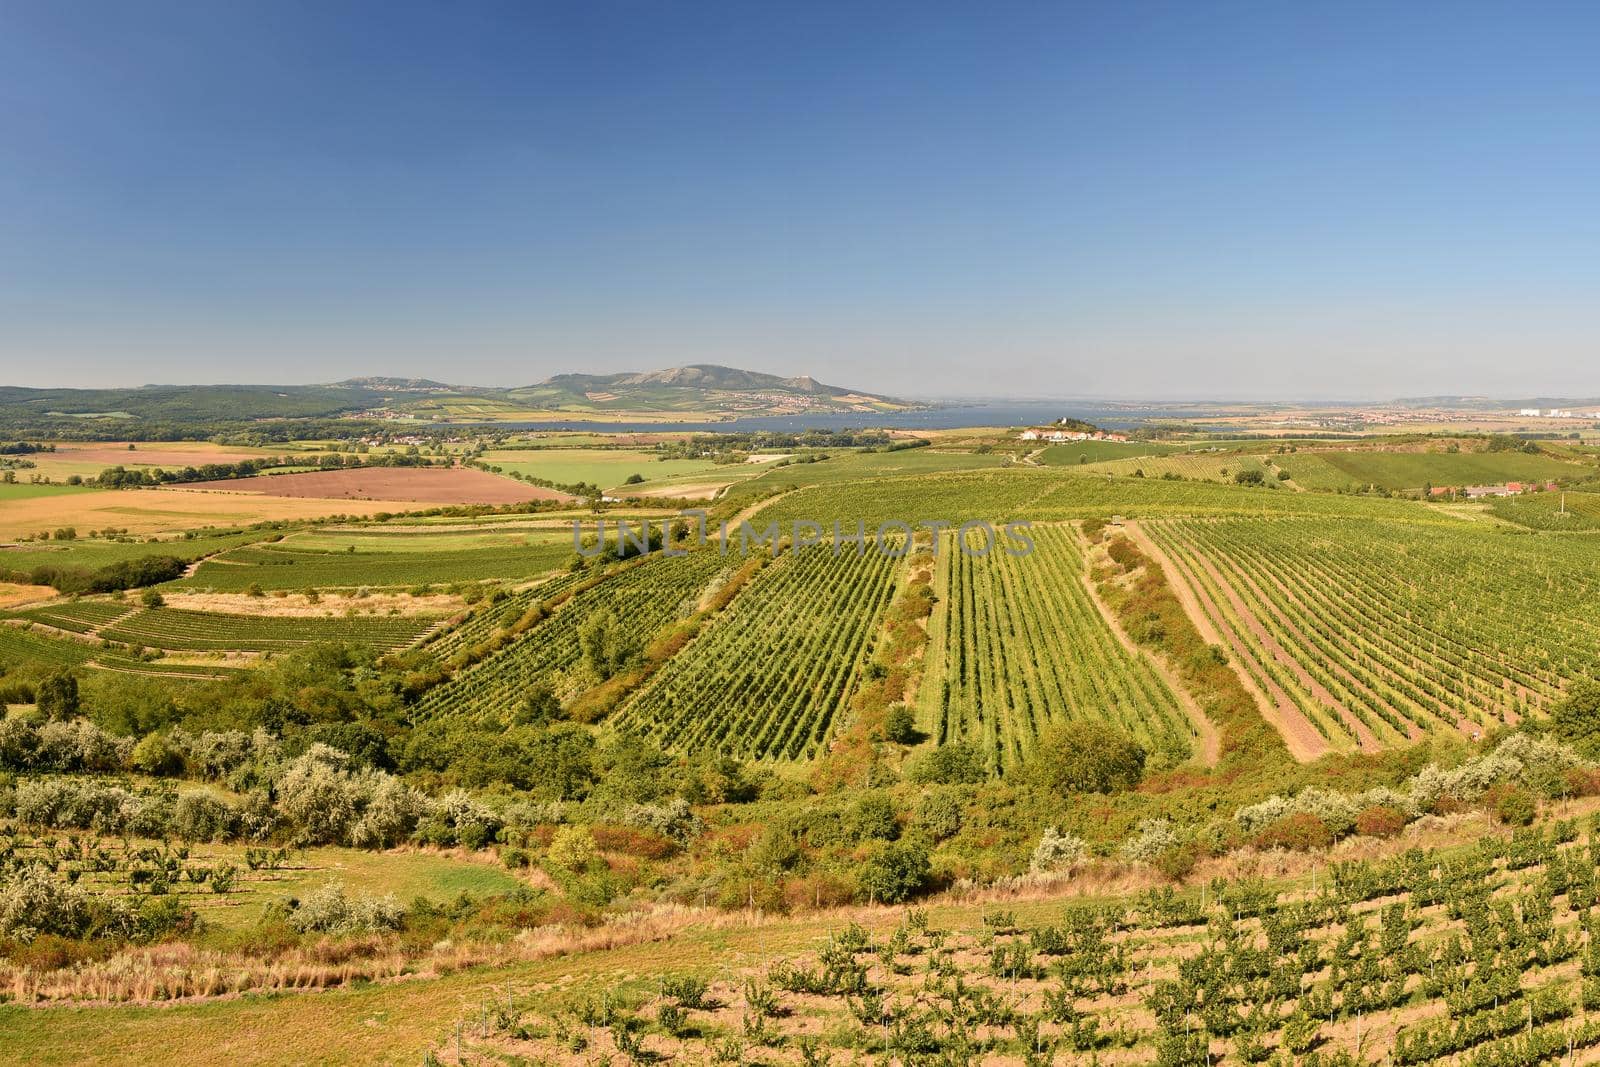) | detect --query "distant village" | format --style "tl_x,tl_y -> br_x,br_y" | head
1431,480 -> 1559,500
1517,407 -> 1600,419
1018,419 -> 1129,444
